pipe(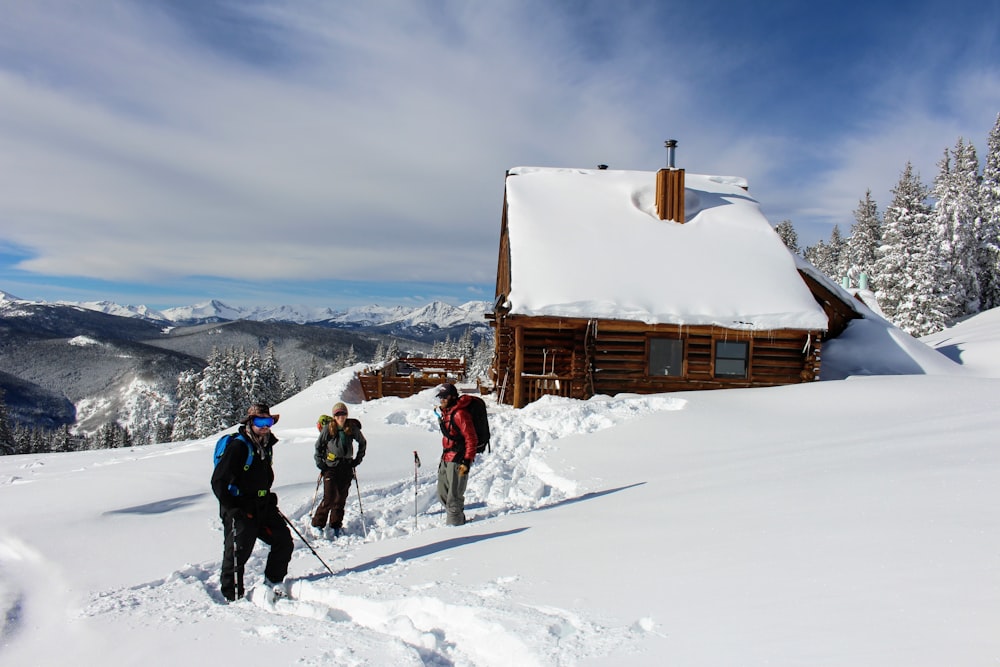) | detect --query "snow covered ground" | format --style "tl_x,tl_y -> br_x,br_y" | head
1,311 -> 998,666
